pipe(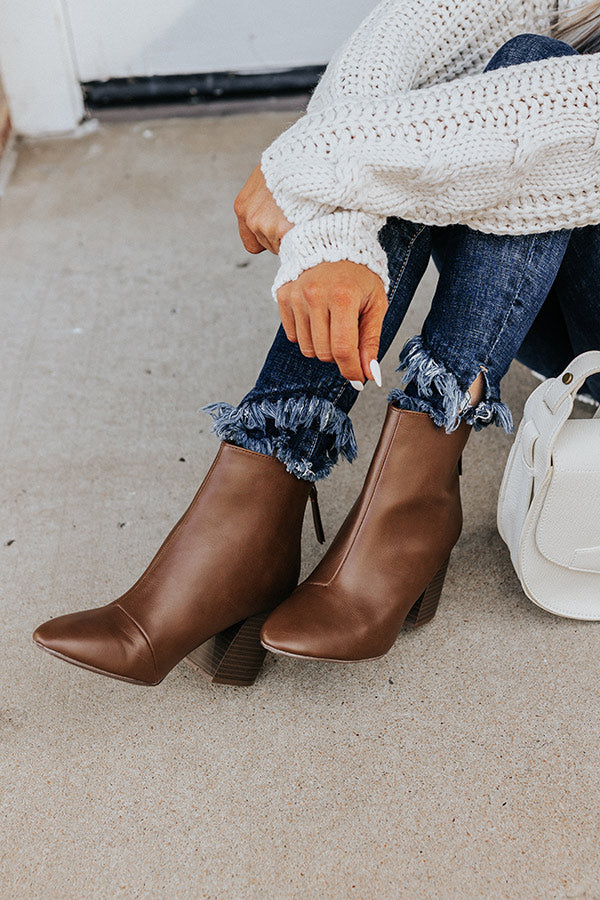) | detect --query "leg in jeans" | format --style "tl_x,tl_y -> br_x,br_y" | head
515,220 -> 600,402
38,34 -> 595,688
215,30 -> 596,666
203,217 -> 432,481
205,33 -> 584,481
390,33 -> 581,427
